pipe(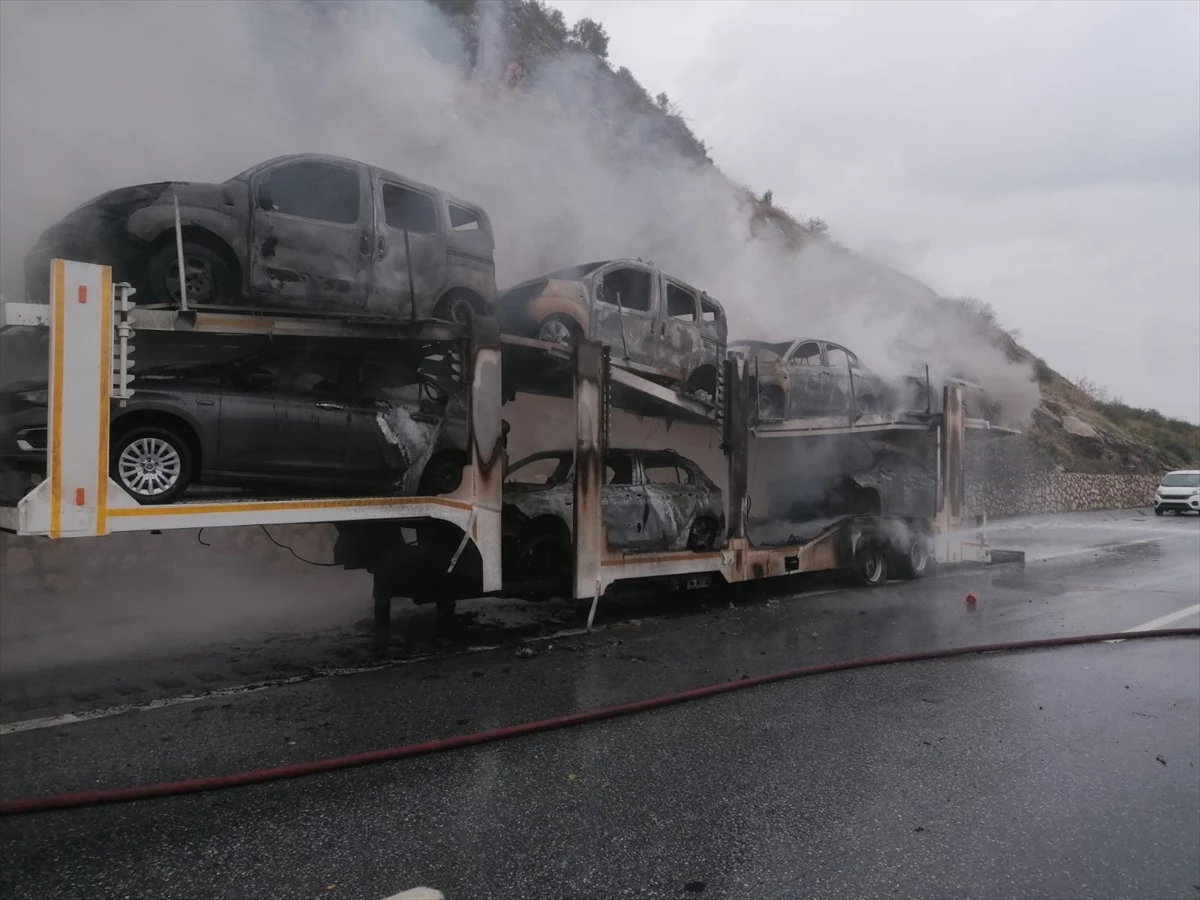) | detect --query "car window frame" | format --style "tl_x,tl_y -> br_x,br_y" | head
664,280 -> 699,324
256,159 -> 364,227
595,263 -> 657,318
